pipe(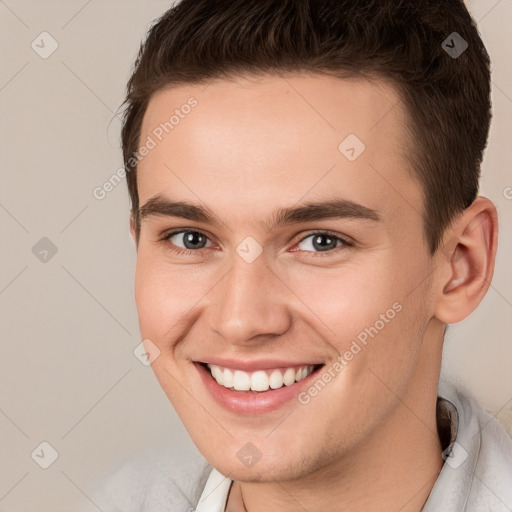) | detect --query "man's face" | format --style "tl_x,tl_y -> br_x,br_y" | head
132,73 -> 442,481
